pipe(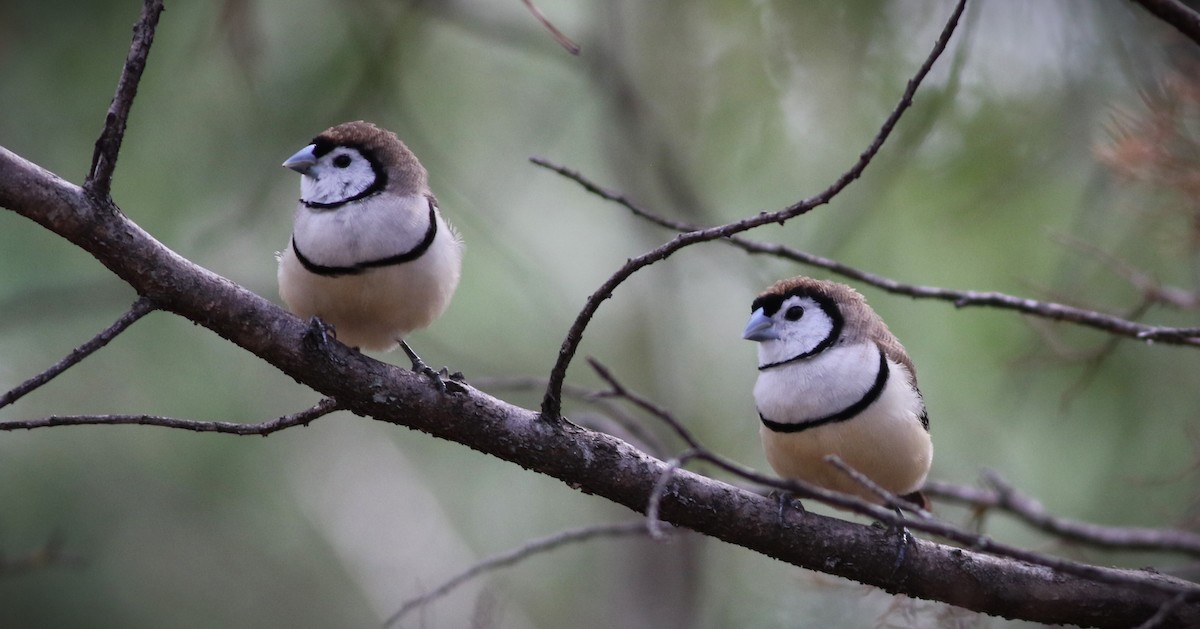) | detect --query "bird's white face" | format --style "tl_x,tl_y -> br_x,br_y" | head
743,293 -> 842,367
284,144 -> 381,207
